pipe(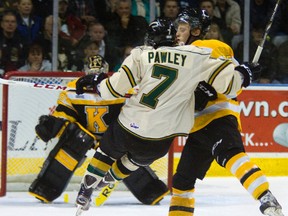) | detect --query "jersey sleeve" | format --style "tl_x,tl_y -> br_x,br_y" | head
99,48 -> 141,99
202,58 -> 243,98
192,40 -> 242,98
